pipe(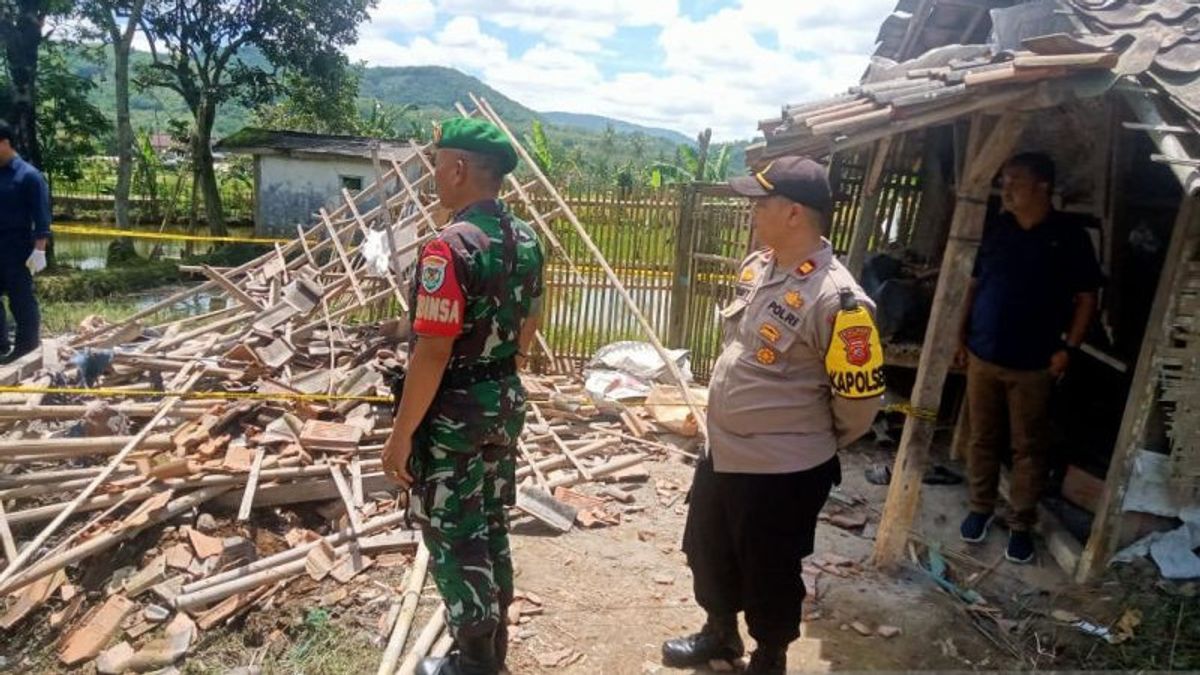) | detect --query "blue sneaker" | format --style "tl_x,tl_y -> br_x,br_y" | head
959,512 -> 994,543
1006,531 -> 1035,564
